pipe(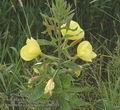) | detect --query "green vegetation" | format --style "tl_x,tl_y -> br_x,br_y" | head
0,0 -> 120,110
